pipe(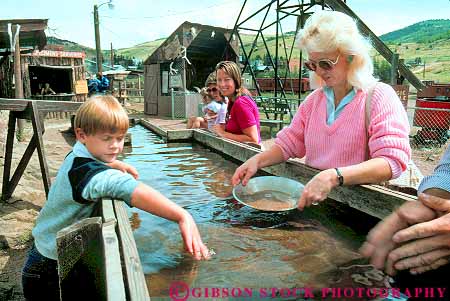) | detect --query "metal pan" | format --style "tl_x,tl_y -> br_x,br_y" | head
232,176 -> 304,211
